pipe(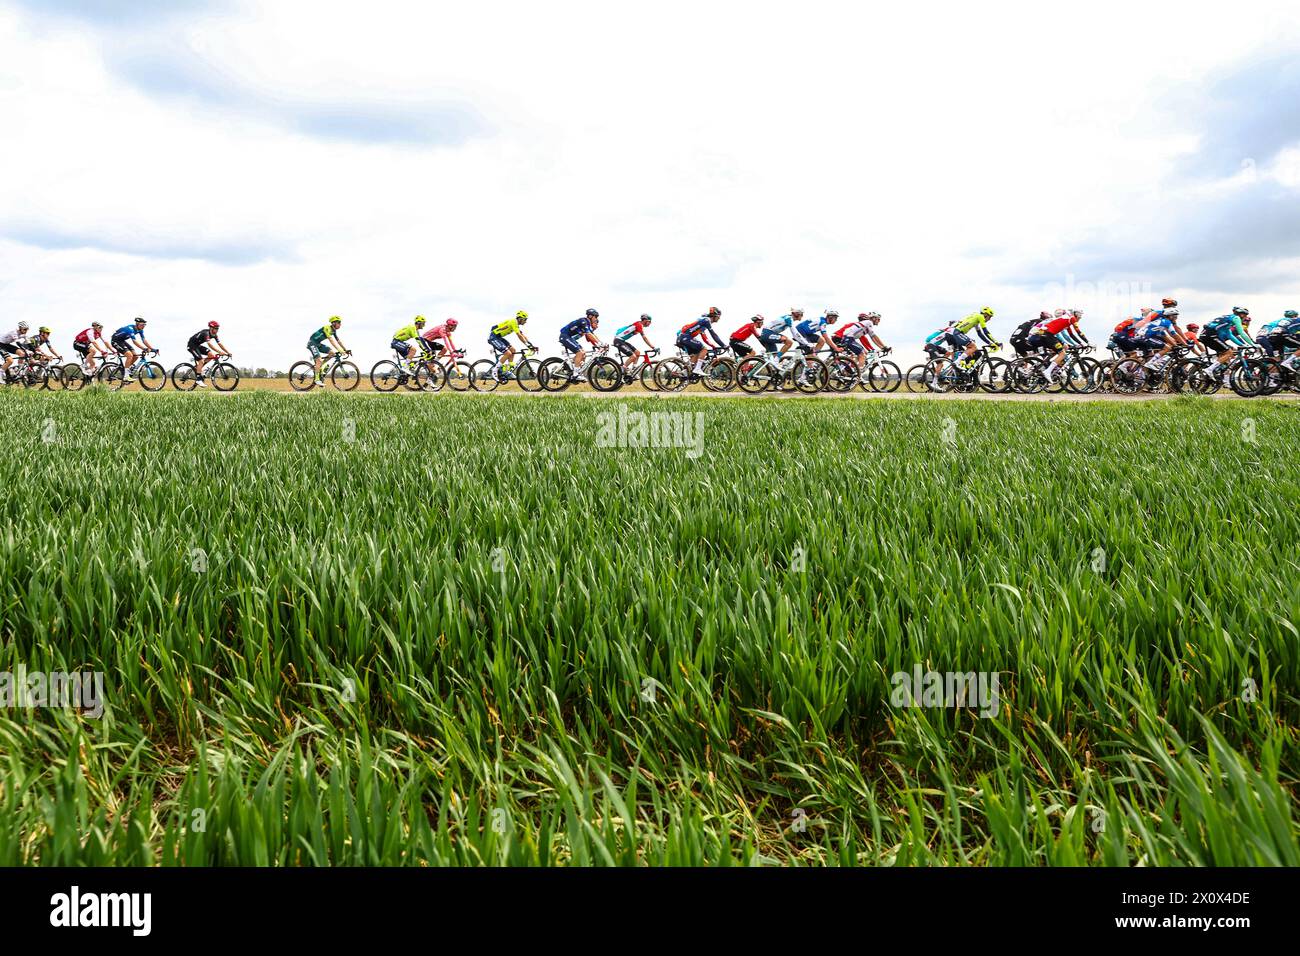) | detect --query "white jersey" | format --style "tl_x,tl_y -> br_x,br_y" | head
1,330 -> 28,346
